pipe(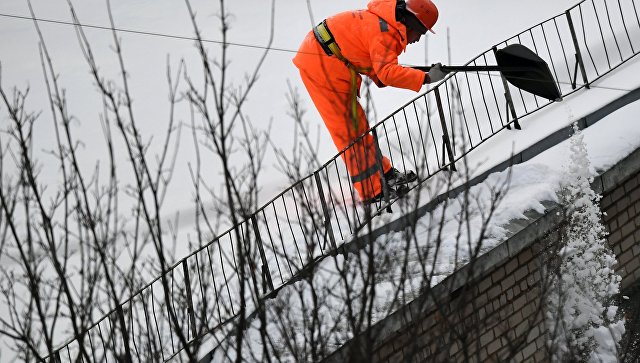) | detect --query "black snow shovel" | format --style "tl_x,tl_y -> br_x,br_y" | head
413,44 -> 562,101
